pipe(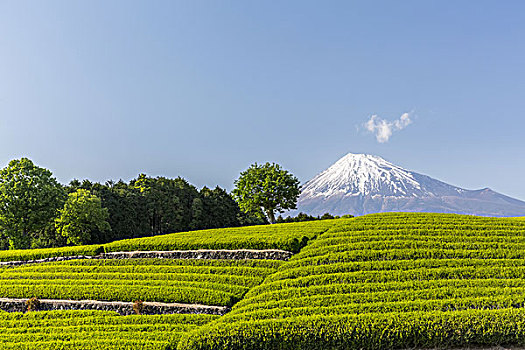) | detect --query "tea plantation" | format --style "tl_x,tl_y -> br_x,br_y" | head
2,214 -> 525,349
